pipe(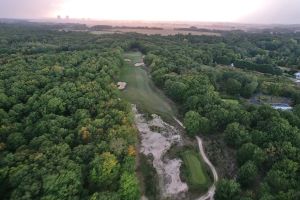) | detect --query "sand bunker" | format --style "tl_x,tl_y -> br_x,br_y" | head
134,62 -> 145,67
117,82 -> 127,90
133,105 -> 188,199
